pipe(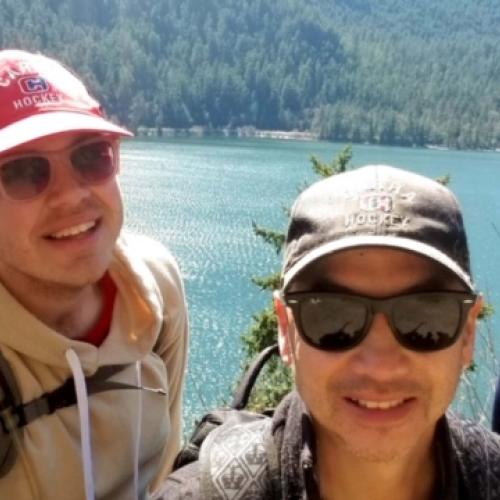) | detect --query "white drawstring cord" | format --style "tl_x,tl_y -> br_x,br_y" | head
133,361 -> 143,499
65,349 -> 95,500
